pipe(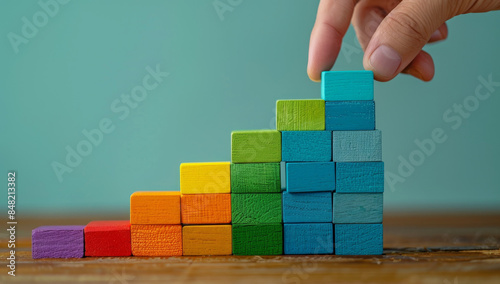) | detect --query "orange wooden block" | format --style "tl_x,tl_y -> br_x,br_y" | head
183,225 -> 232,256
131,224 -> 182,256
181,194 -> 231,224
130,191 -> 180,225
